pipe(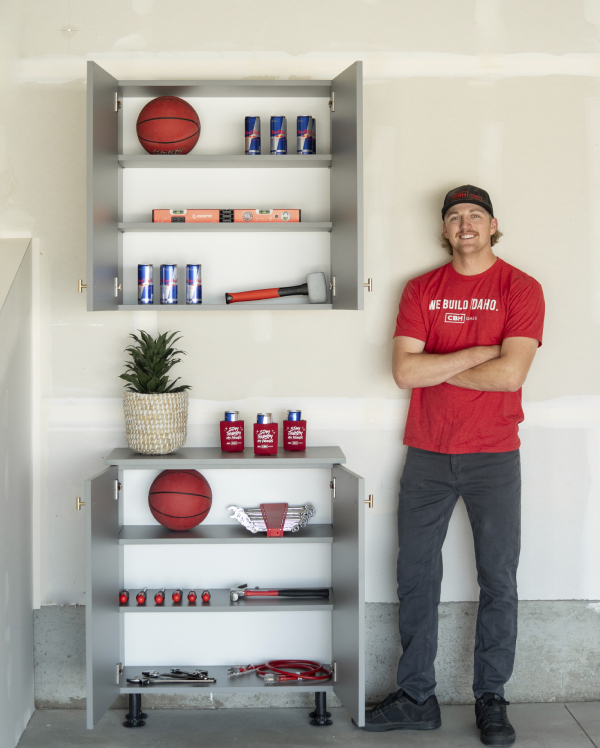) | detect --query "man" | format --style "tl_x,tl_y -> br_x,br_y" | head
358,186 -> 544,746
